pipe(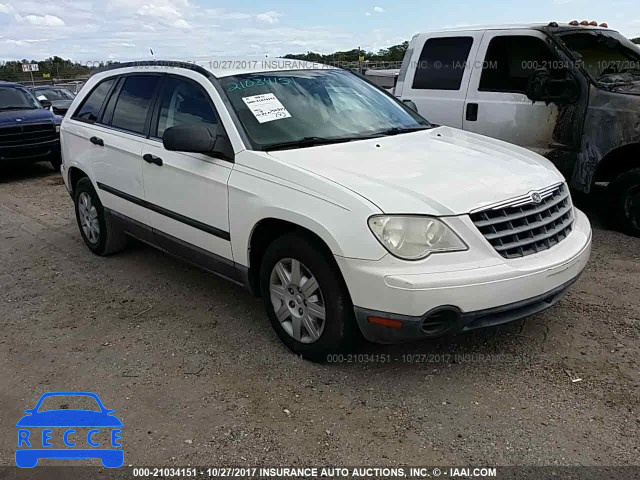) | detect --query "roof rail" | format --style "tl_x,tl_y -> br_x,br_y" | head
90,60 -> 213,78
